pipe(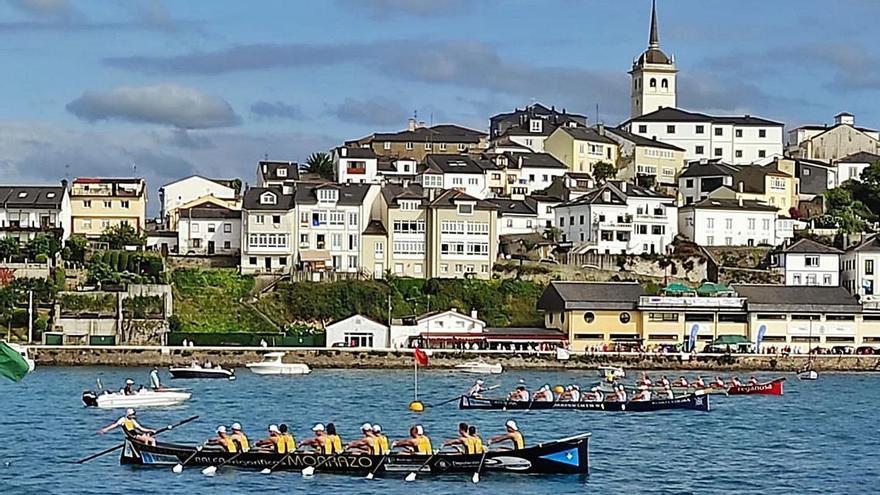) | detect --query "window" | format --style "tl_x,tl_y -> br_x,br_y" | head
223,223 -> 232,233
725,219 -> 733,229
375,242 -> 384,255
530,119 -> 542,132
823,274 -> 832,285
758,150 -> 766,158
649,78 -> 656,88
207,224 -> 216,233
82,219 -> 92,229
317,189 -> 338,203
803,168 -> 811,176
384,141 -> 391,150
299,234 -> 308,247
458,143 -> 467,151
695,145 -> 704,155
439,143 -> 447,151
695,125 -> 704,134
457,204 -> 473,215
735,129 -> 743,138
666,125 -> 676,134
583,312 -> 595,323
651,225 -> 664,235
748,218 -> 755,229
103,200 -> 112,208
559,217 -> 565,227
707,236 -> 714,245
725,237 -> 733,245
714,128 -> 723,136
735,150 -> 743,158
424,142 -> 432,151
120,200 -> 130,209
348,234 -> 358,250
405,142 -> 413,150
685,313 -> 714,322
707,218 -> 714,229
648,312 -> 678,322
762,219 -> 771,230
805,256 -> 820,267
192,224 -> 200,233
685,179 -> 694,188
249,257 -> 257,265
394,220 -> 425,234
714,148 -> 722,157
348,212 -> 358,227
331,233 -> 342,249
759,129 -> 767,138
272,215 -> 281,225
867,259 -> 874,275
638,125 -> 647,133
348,255 -> 359,269
223,241 -> 231,249
661,78 -> 668,89
83,200 -> 92,208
